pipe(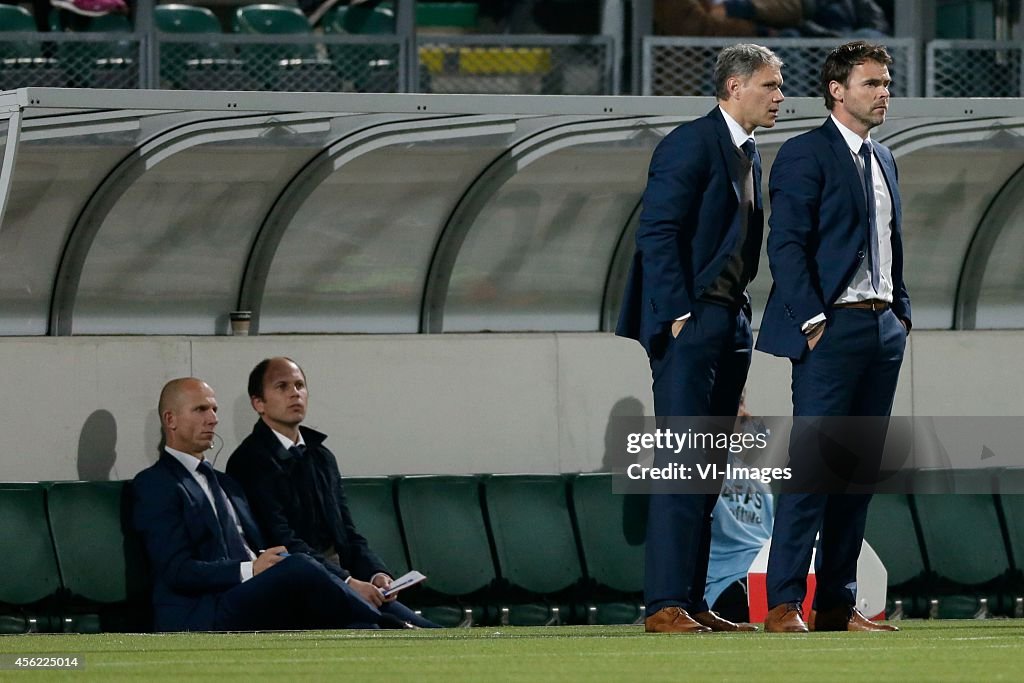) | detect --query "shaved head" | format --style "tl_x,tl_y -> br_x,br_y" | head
158,378 -> 219,456
159,378 -> 206,421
